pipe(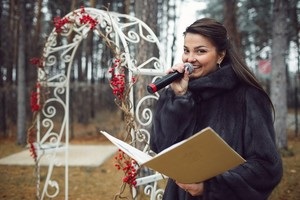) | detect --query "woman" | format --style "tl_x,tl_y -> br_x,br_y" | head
150,18 -> 282,200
